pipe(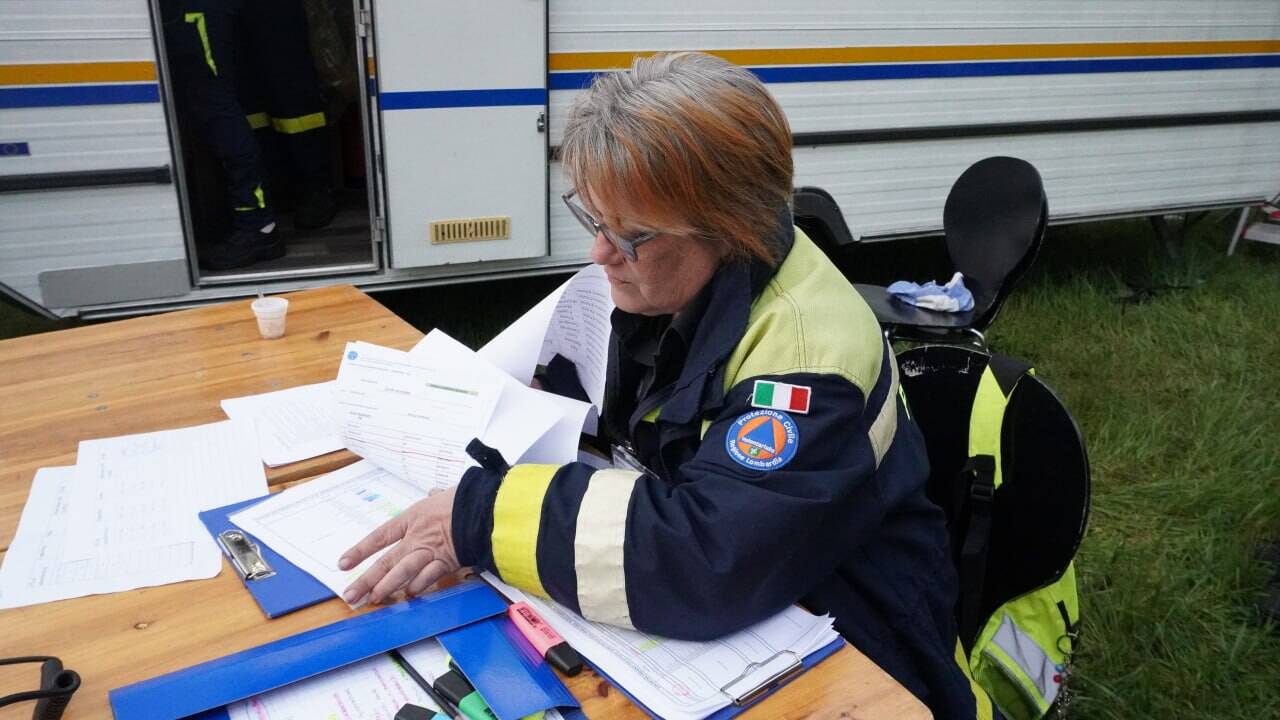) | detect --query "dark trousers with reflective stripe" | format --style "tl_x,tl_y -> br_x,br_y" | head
162,0 -> 328,230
